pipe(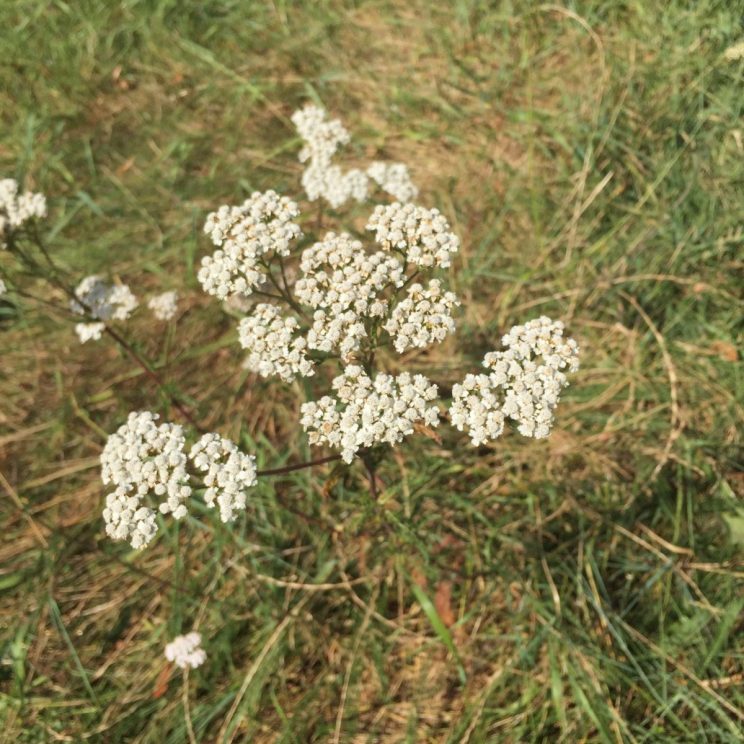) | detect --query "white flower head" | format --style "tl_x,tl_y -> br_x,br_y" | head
190,433 -> 257,523
0,178 -> 47,247
101,411 -> 191,548
74,322 -> 106,343
367,162 -> 418,203
292,105 -> 351,167
292,106 -> 419,209
384,279 -> 459,353
366,202 -> 459,268
198,191 -> 301,301
71,275 -> 138,343
302,164 -> 371,209
0,278 -> 6,296
238,303 -> 314,382
164,632 -> 206,670
291,104 -> 360,208
724,40 -> 744,61
148,291 -> 178,321
300,365 -> 440,463
451,317 -> 579,445
450,374 -> 506,447
295,232 -> 404,359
